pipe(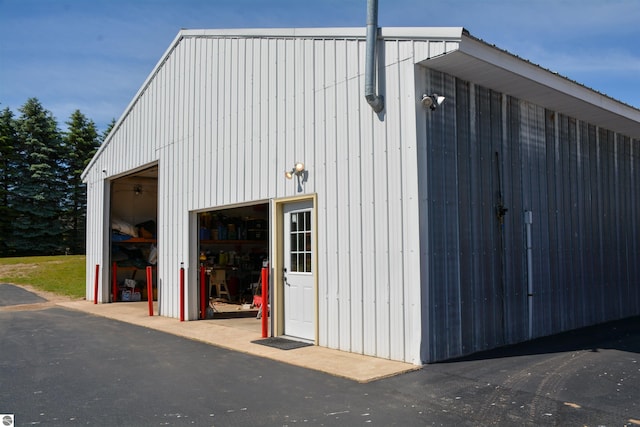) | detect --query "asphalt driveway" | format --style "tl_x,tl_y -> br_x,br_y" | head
1,283 -> 638,426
